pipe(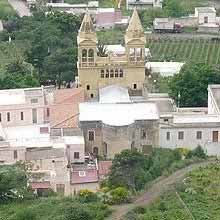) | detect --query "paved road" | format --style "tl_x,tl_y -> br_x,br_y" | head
8,0 -> 31,17
106,160 -> 217,220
